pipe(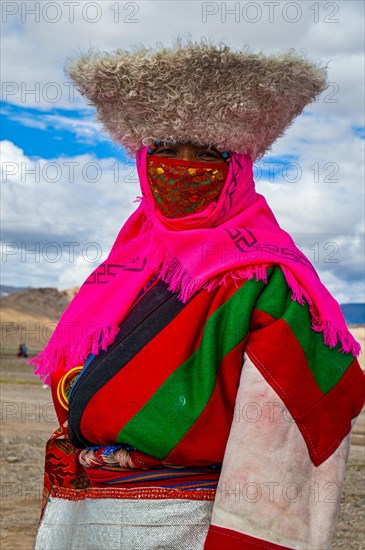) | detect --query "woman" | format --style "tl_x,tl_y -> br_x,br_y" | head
30,39 -> 365,549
